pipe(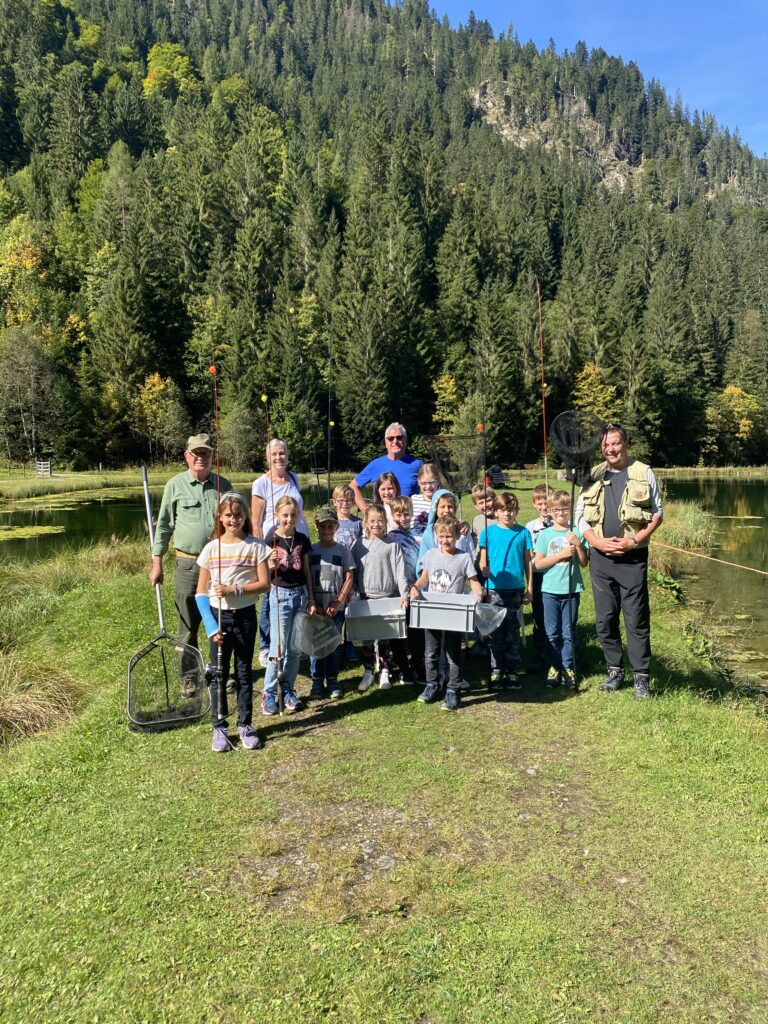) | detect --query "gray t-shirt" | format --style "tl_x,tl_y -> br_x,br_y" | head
422,548 -> 477,594
308,541 -> 354,611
